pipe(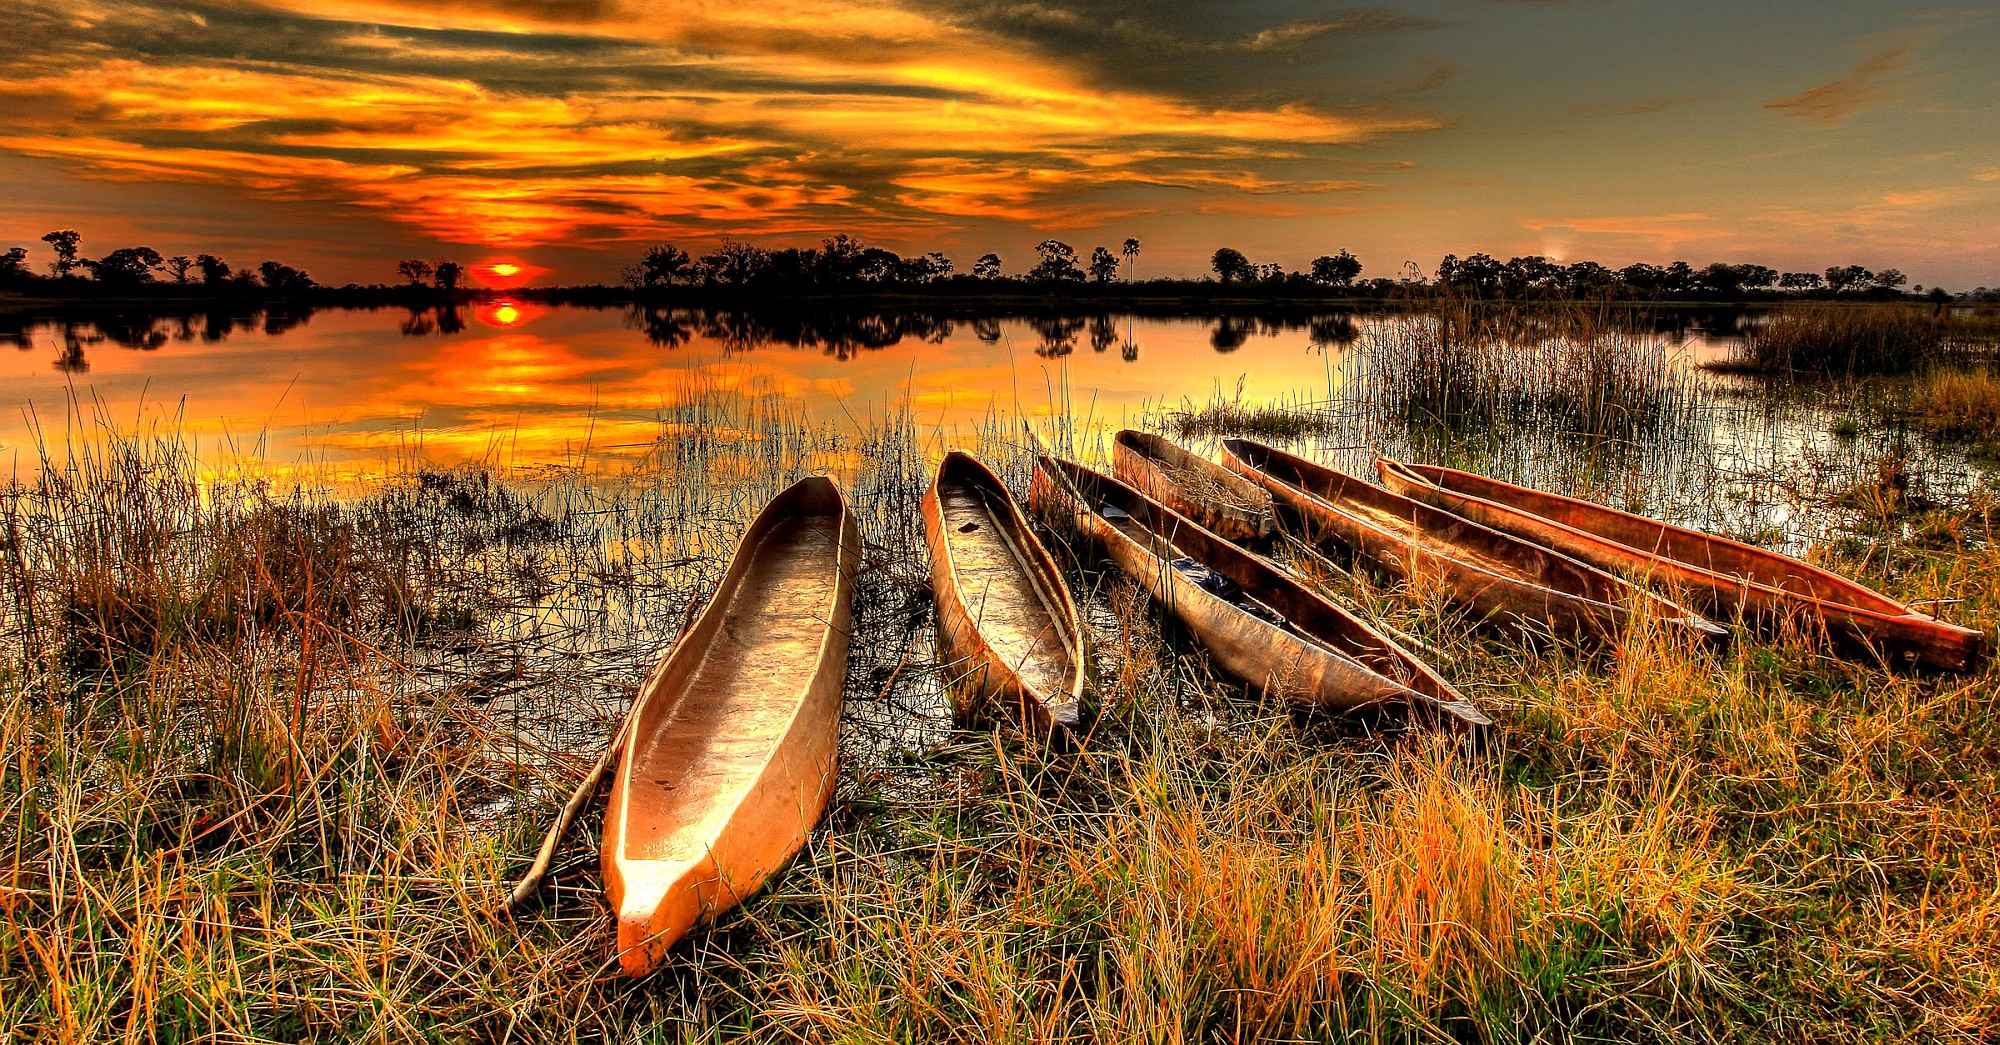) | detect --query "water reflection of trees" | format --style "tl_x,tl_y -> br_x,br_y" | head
1031,316 -> 1083,358
3,305 -> 319,372
1209,316 -> 1255,353
399,305 -> 462,337
1089,315 -> 1116,354
626,307 -> 958,360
